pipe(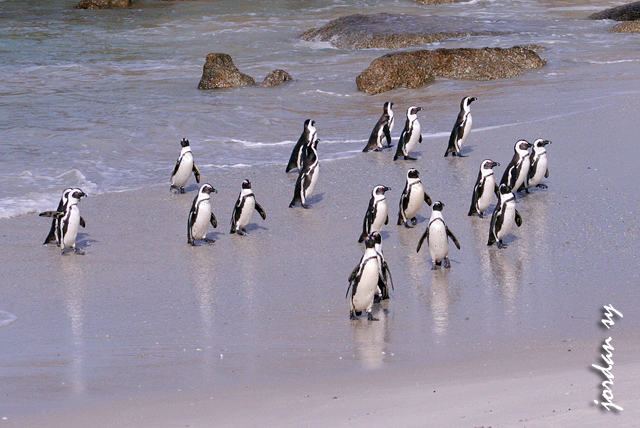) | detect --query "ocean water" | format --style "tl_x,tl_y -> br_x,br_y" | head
0,0 -> 637,219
